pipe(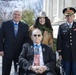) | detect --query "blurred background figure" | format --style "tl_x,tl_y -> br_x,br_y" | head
29,11 -> 53,49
